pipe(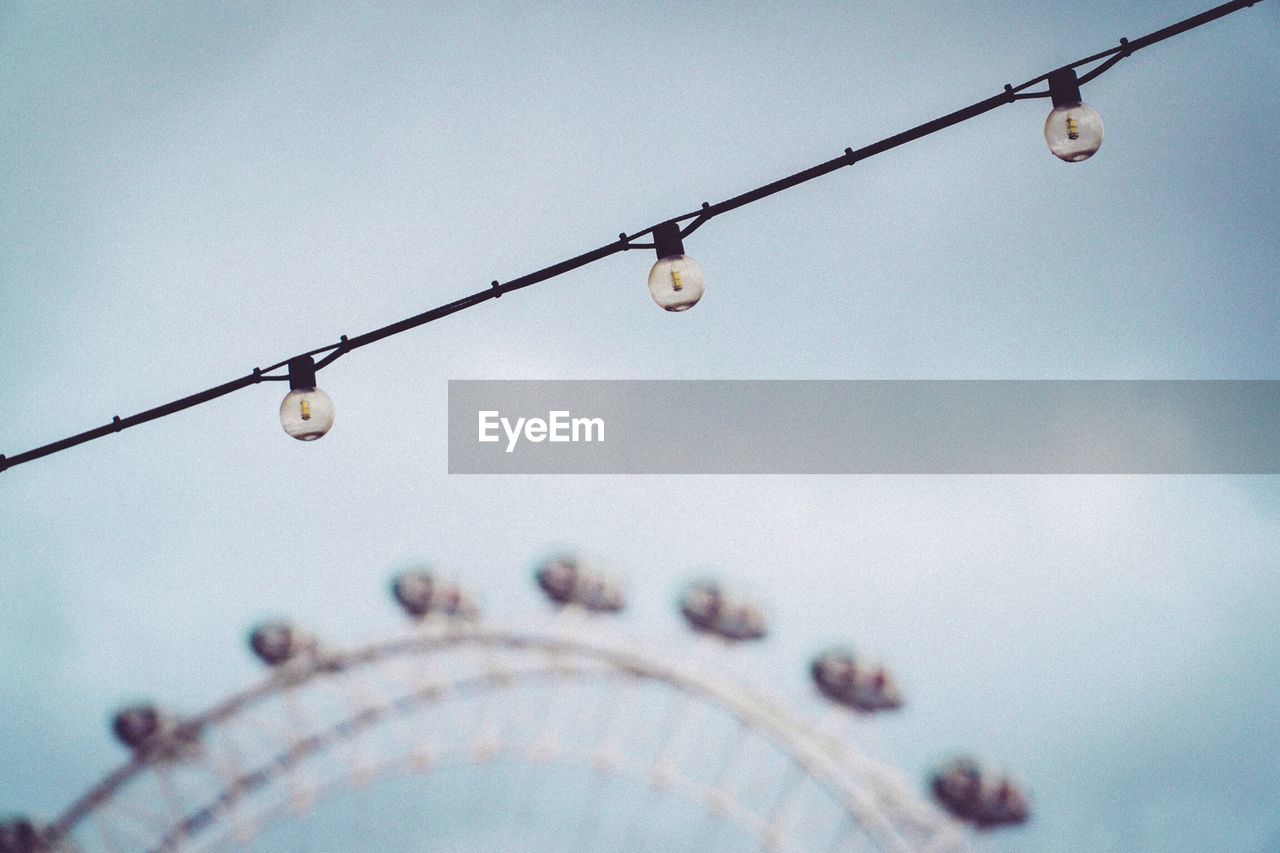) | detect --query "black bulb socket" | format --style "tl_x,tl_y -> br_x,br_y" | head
652,222 -> 686,260
287,355 -> 318,391
1047,67 -> 1084,108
